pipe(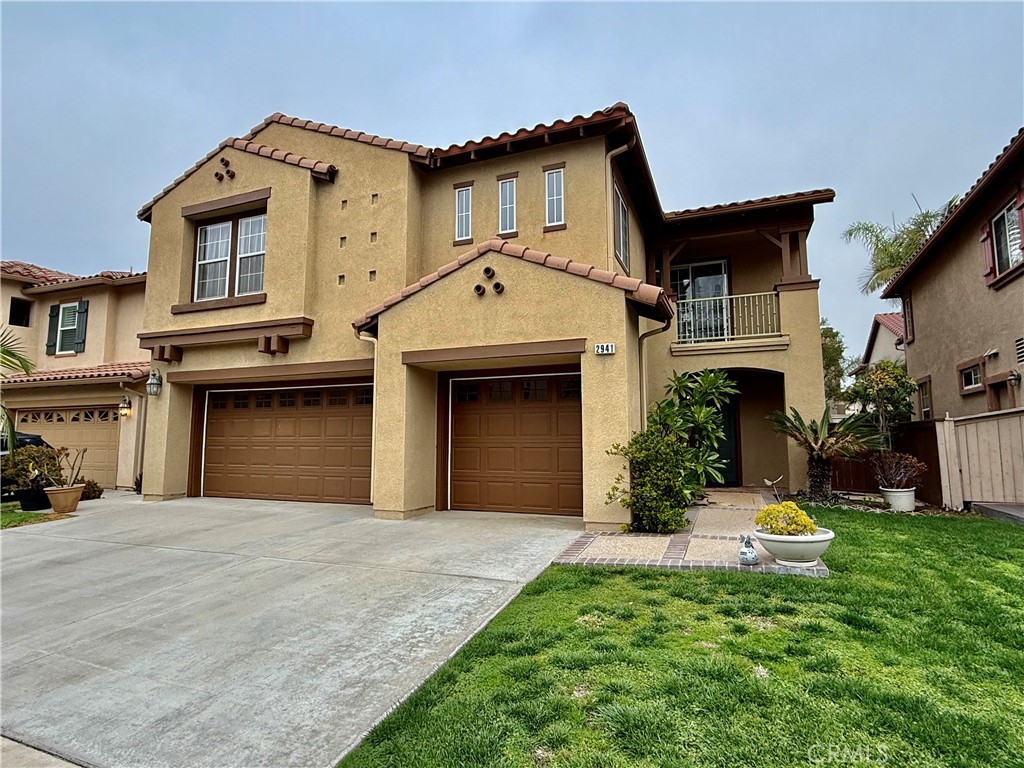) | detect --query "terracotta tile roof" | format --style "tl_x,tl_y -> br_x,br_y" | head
3,361 -> 151,387
882,126 -> 1024,298
432,103 -> 633,159
137,138 -> 338,221
21,270 -> 146,295
874,312 -> 904,339
353,237 -> 672,333
664,189 -> 837,220
243,113 -> 430,158
1,261 -> 80,284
